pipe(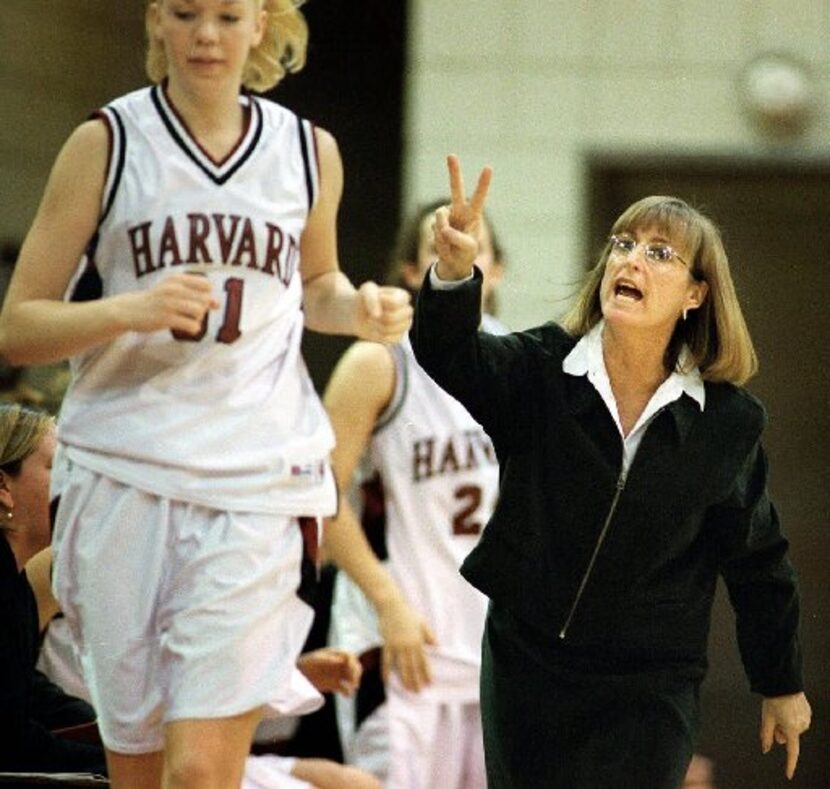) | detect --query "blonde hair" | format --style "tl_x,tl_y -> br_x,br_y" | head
562,196 -> 758,386
0,404 -> 53,476
145,0 -> 308,93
